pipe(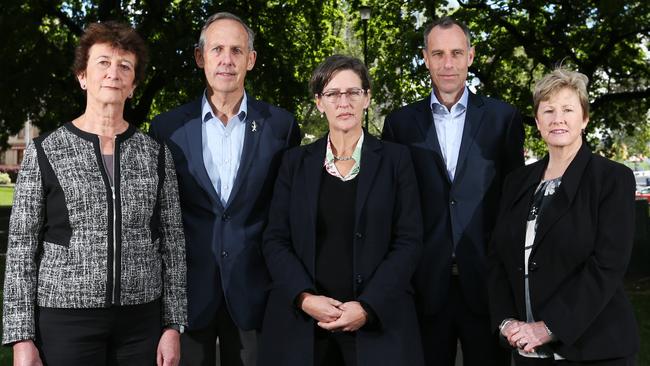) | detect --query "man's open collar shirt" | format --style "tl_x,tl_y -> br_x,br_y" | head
430,86 -> 469,181
201,91 -> 248,205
